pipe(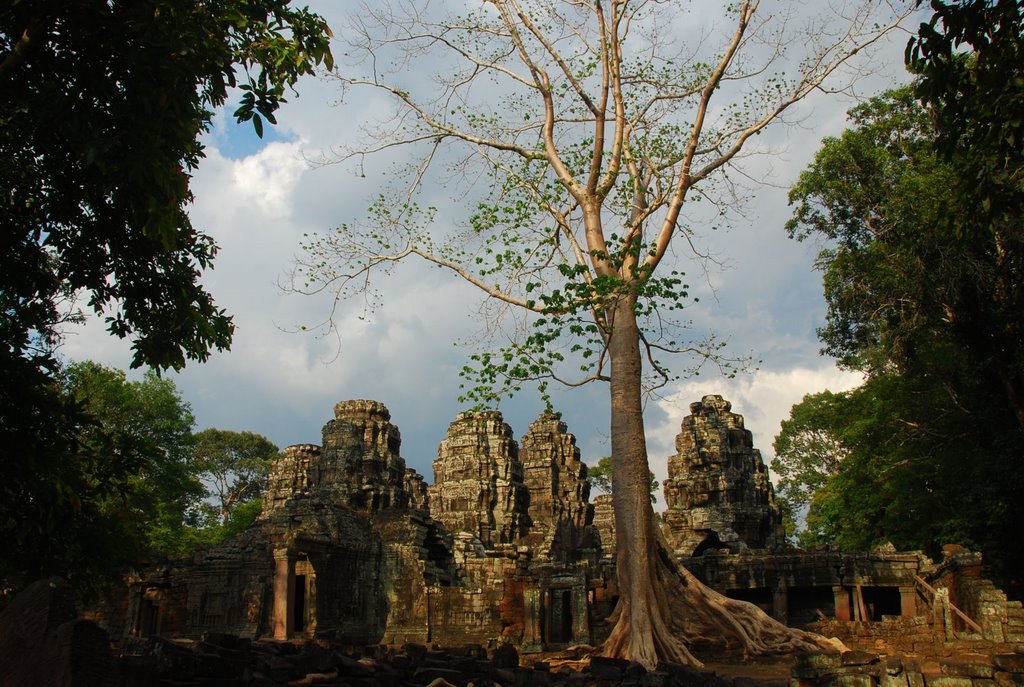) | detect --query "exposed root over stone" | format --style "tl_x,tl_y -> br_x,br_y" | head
602,536 -> 838,670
